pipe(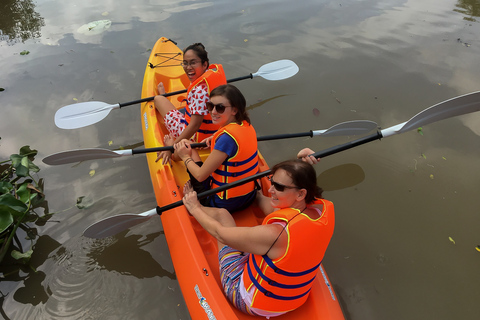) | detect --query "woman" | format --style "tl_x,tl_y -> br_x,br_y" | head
154,43 -> 226,164
175,84 -> 258,212
182,159 -> 335,317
